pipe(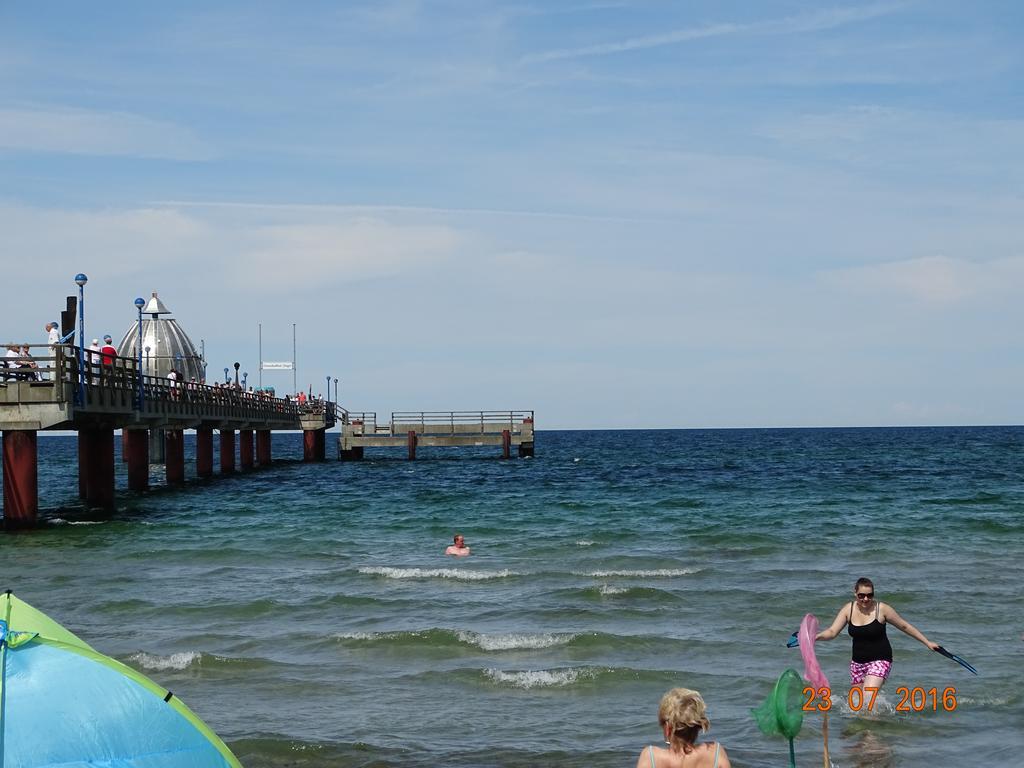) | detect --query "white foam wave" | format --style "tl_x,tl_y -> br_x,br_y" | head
358,567 -> 518,581
128,651 -> 201,671
484,667 -> 594,688
458,630 -> 574,651
575,540 -> 596,547
577,568 -> 700,577
598,584 -> 629,595
68,521 -> 107,526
